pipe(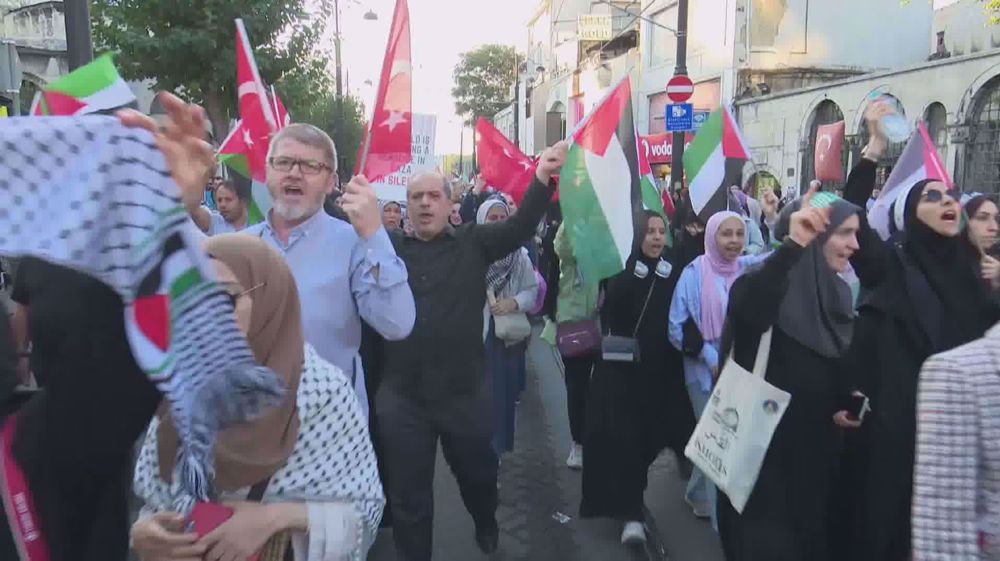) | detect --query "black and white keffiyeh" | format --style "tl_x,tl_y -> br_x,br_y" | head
0,116 -> 285,512
136,345 -> 385,559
